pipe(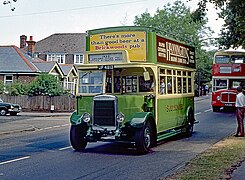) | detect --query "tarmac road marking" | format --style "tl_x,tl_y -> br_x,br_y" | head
38,124 -> 69,131
59,146 -> 72,151
204,109 -> 212,112
195,112 -> 201,116
0,156 -> 30,165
